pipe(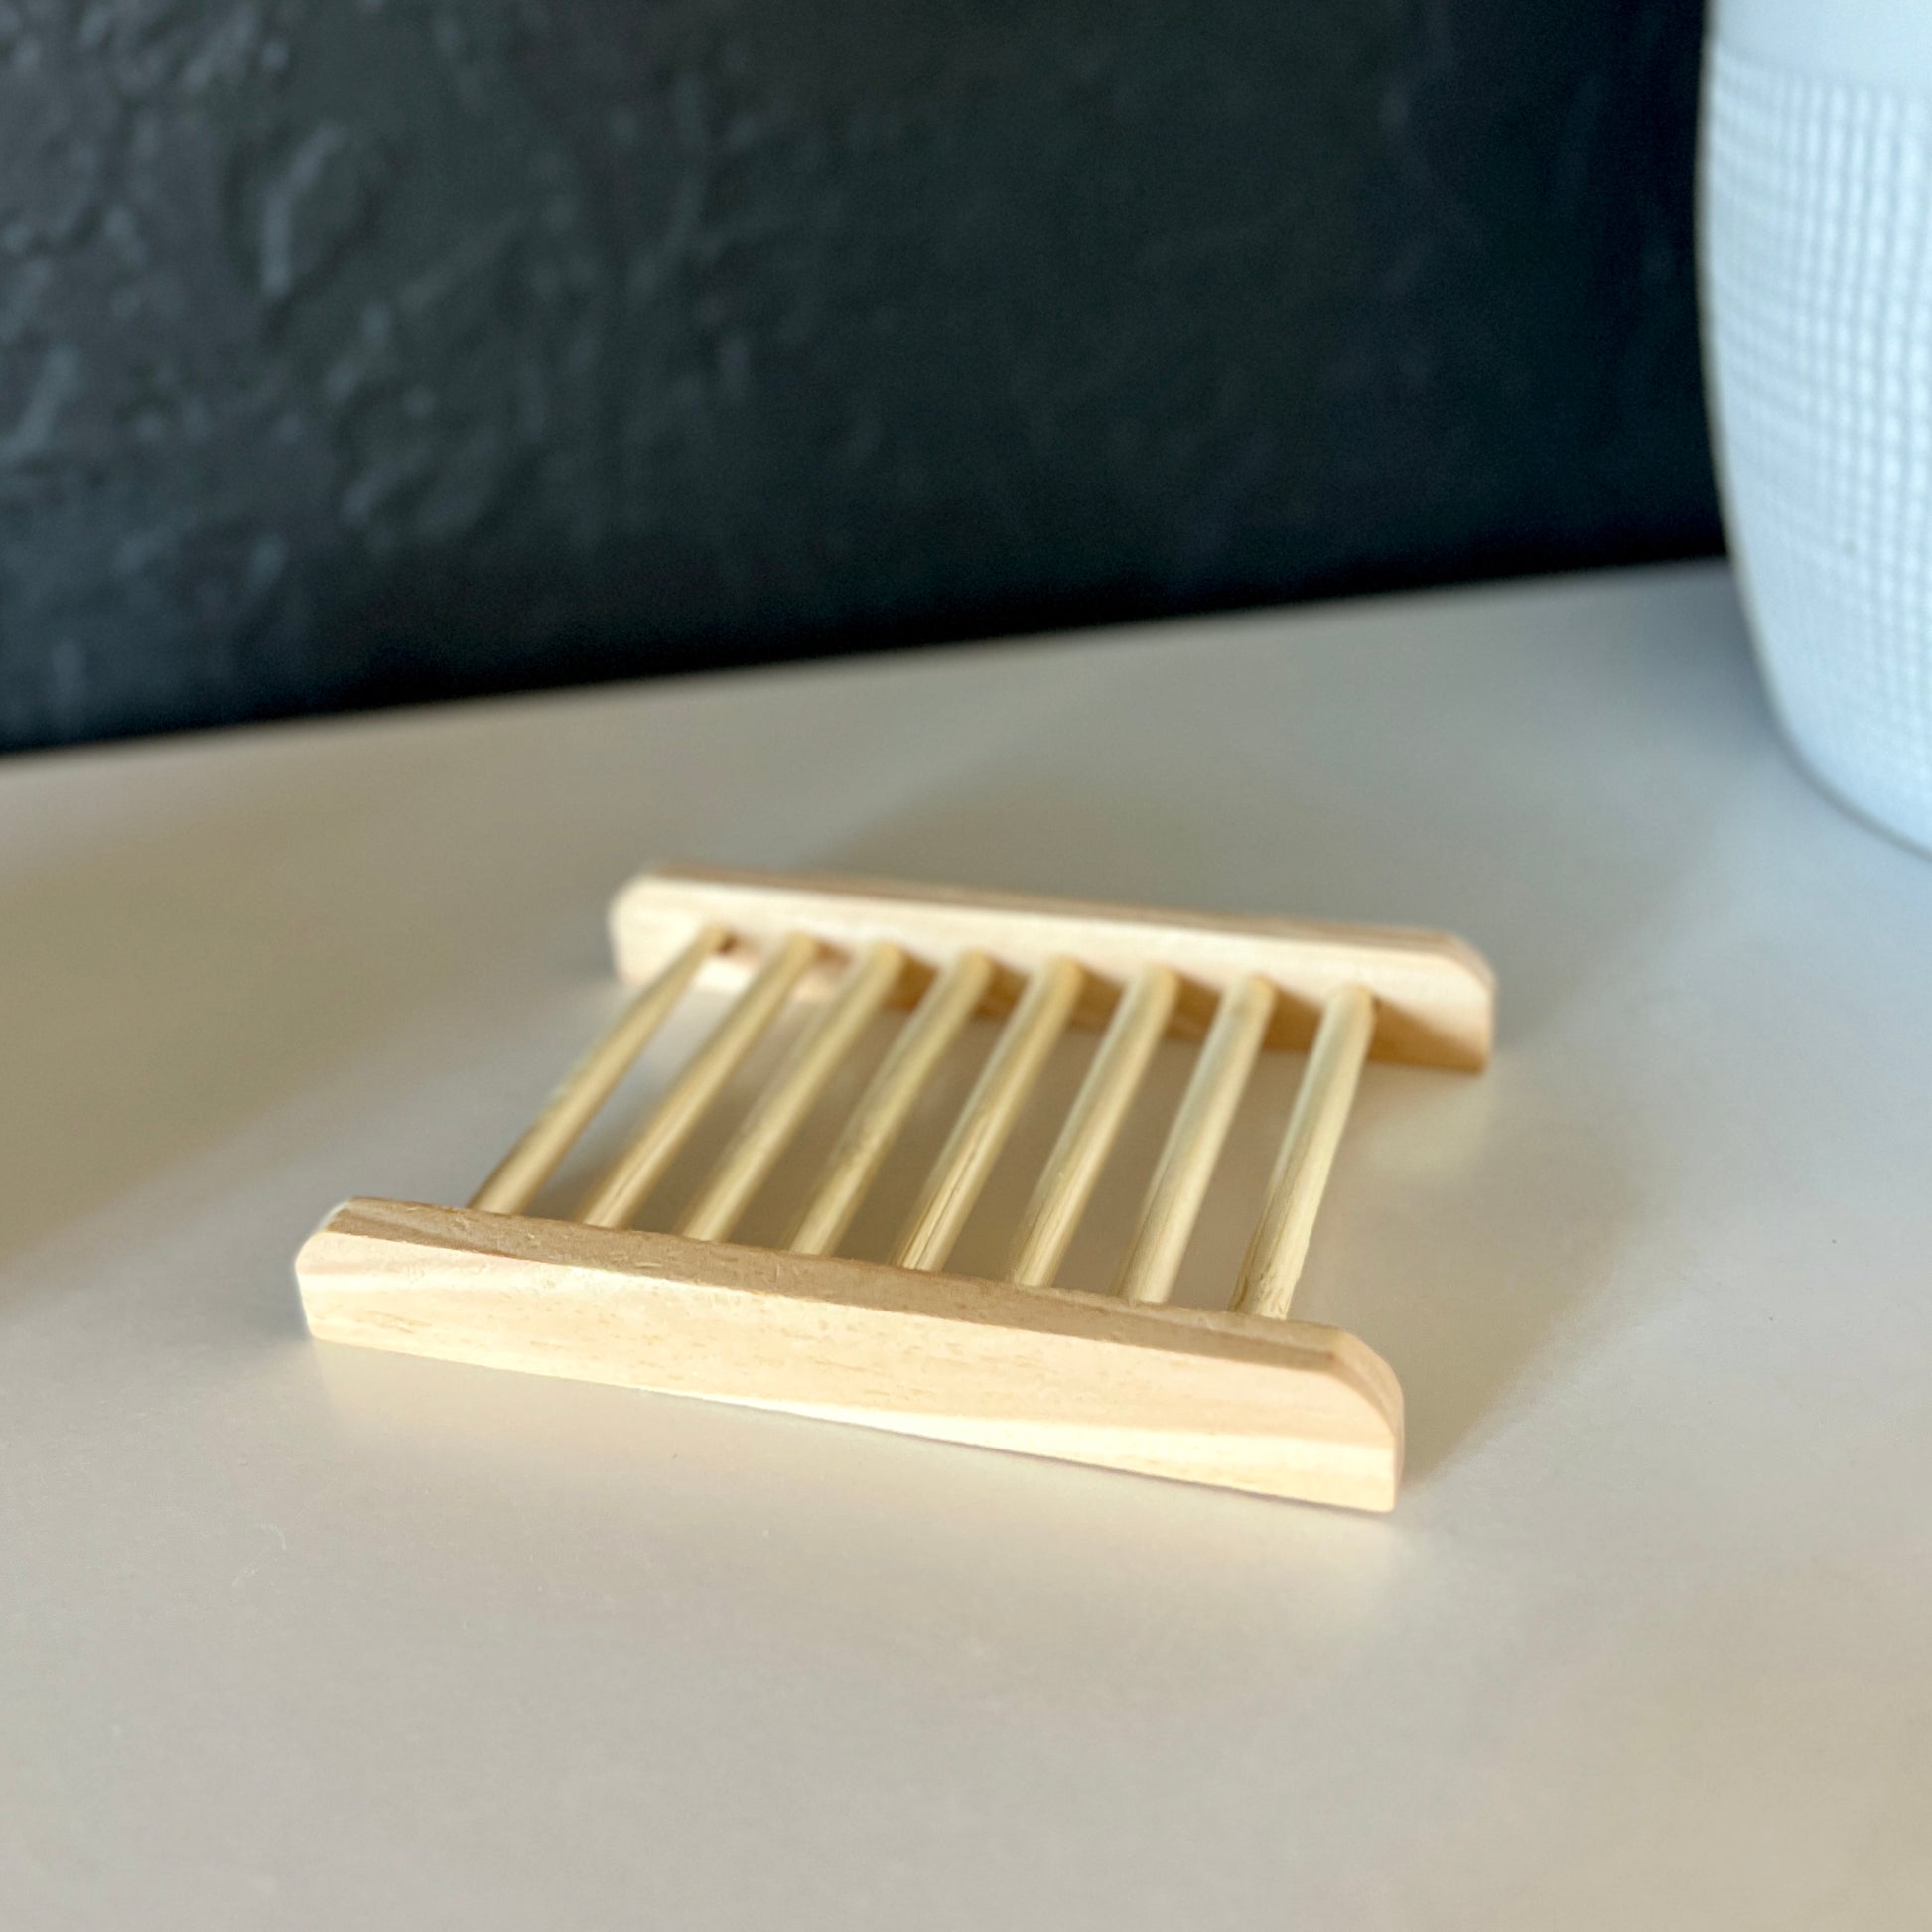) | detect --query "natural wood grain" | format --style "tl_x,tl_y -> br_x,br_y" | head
1114,973 -> 1277,1306
468,926 -> 727,1215
678,942 -> 907,1242
1006,963 -> 1179,1288
611,865 -> 1494,1069
298,1197 -> 1404,1510
581,932 -> 820,1229
1233,984 -> 1376,1321
894,955 -> 1085,1272
788,950 -> 996,1257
